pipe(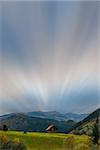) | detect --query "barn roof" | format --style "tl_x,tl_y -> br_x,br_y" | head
46,124 -> 57,131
